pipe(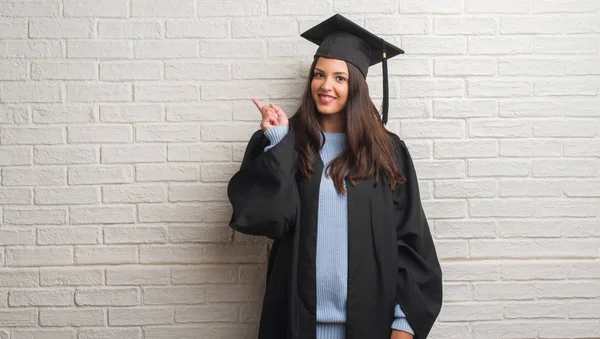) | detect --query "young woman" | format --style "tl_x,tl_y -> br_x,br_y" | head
228,14 -> 442,339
